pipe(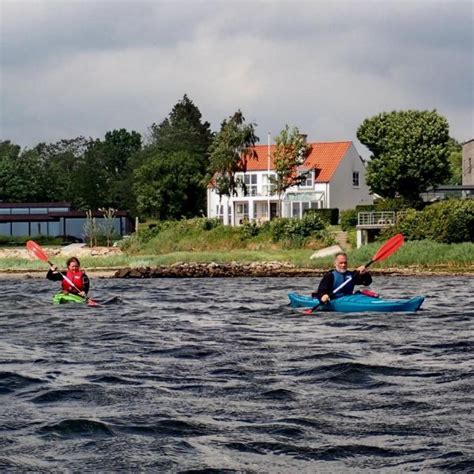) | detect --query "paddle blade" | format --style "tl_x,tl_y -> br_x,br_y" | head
26,240 -> 50,263
372,233 -> 404,263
